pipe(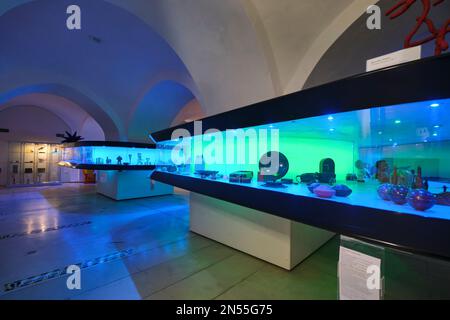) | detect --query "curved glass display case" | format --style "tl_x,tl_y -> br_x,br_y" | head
150,54 -> 450,259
